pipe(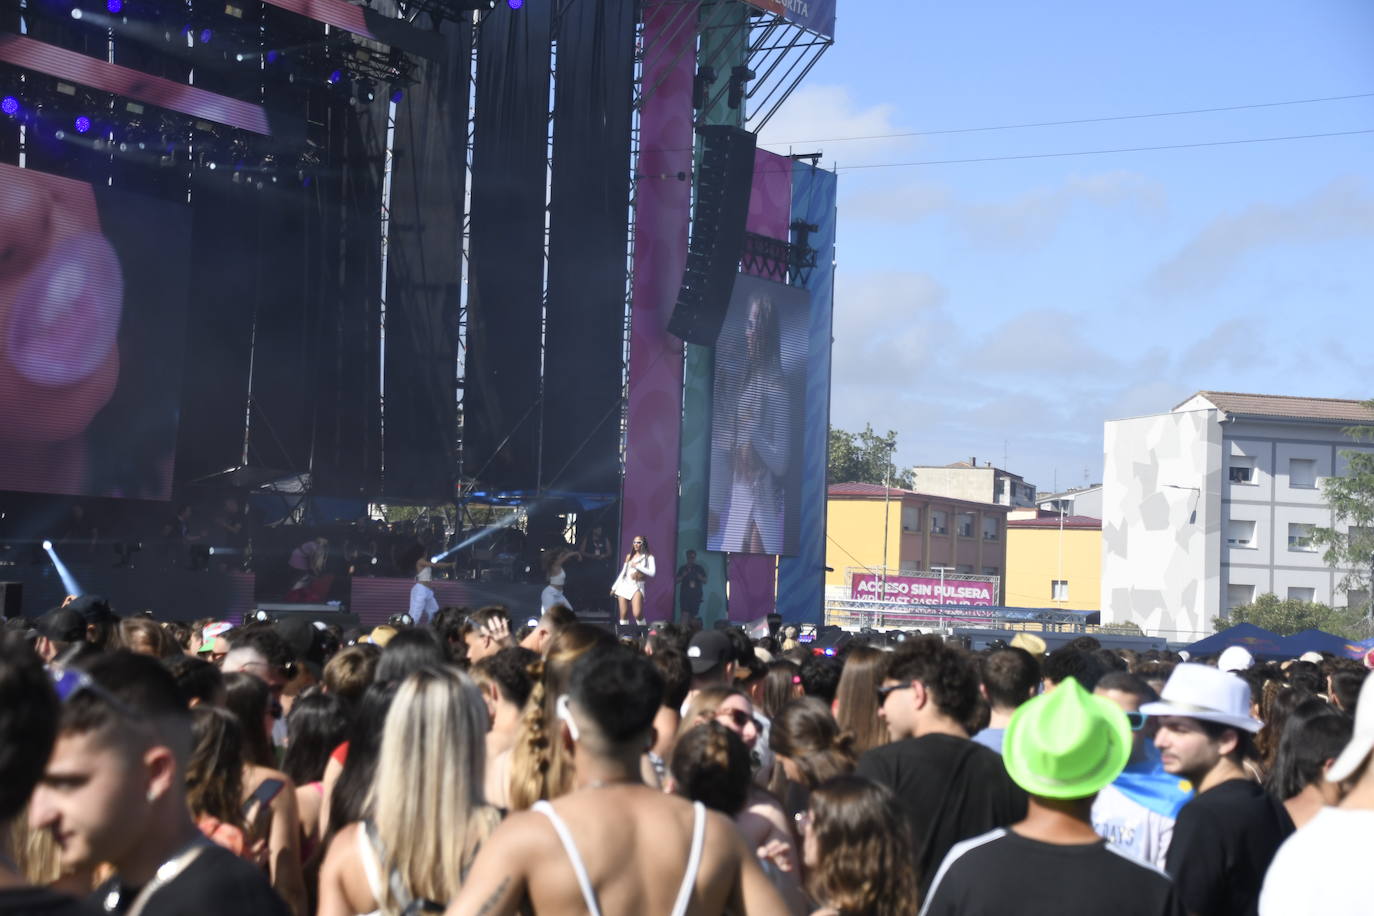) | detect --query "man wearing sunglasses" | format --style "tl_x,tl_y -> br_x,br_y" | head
1091,672 -> 1194,870
28,651 -> 288,915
